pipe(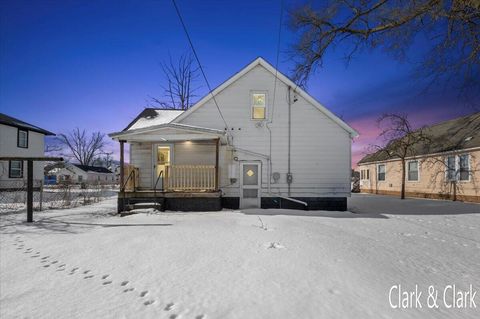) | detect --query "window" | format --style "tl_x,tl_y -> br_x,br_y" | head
361,170 -> 364,180
377,164 -> 386,181
17,129 -> 28,148
407,161 -> 419,181
252,93 -> 266,119
9,160 -> 23,178
78,175 -> 83,182
366,169 -> 370,180
361,169 -> 370,180
459,154 -> 470,181
446,156 -> 456,181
